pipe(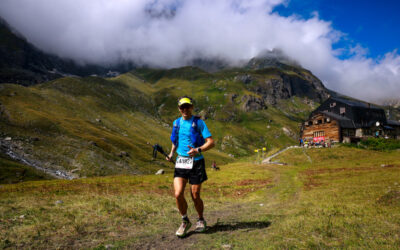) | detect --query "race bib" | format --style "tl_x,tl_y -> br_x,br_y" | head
175,156 -> 194,169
